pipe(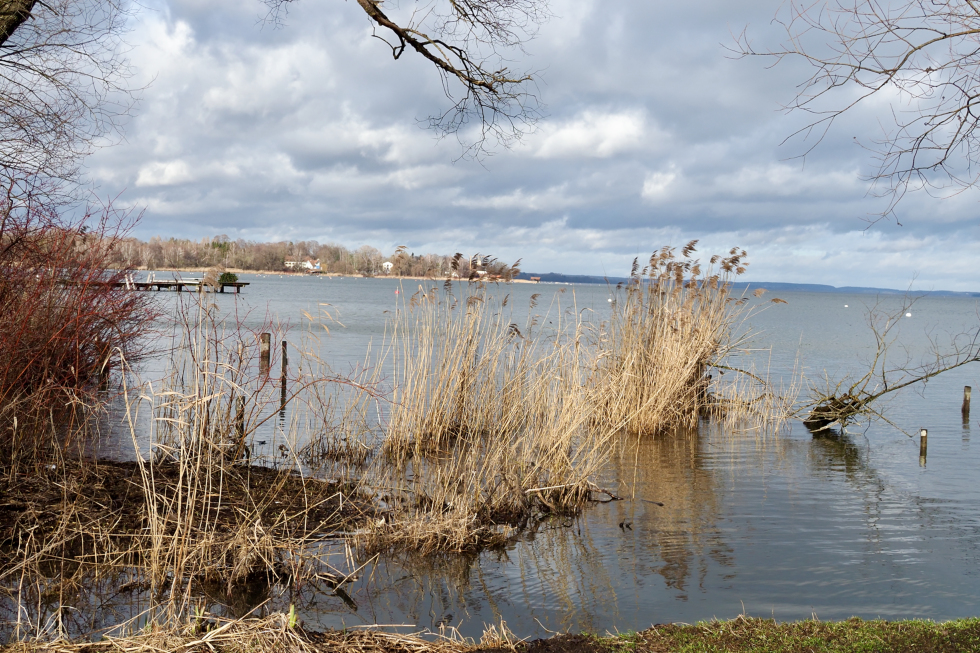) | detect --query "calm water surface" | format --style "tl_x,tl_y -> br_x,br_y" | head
103,275 -> 980,634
